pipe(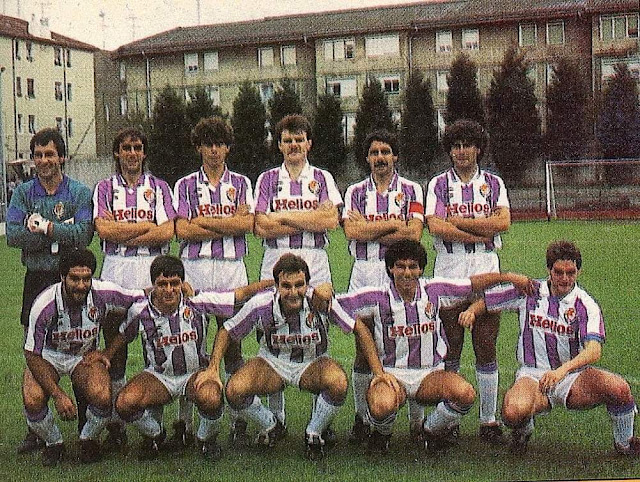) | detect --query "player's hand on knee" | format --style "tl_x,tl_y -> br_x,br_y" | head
371,373 -> 403,410
194,369 -> 222,393
52,391 -> 77,421
82,350 -> 111,370
458,309 -> 476,330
